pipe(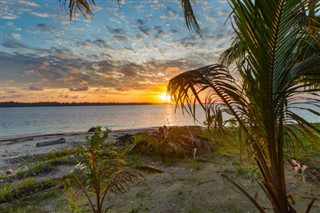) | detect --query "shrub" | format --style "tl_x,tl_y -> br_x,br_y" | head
65,127 -> 162,213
